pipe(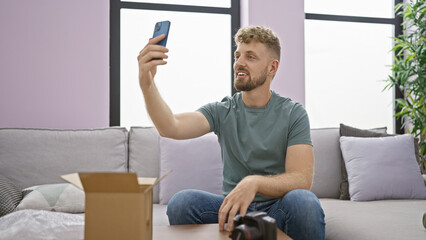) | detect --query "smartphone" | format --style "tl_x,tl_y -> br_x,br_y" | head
152,21 -> 171,47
